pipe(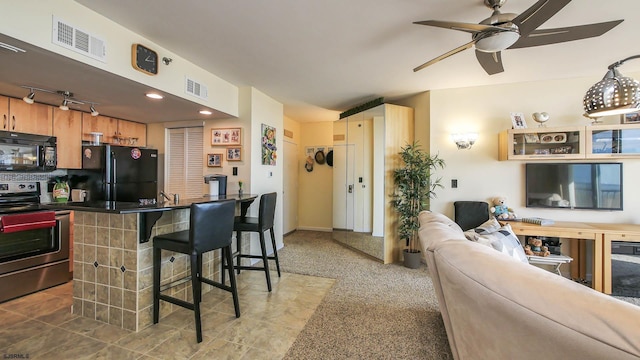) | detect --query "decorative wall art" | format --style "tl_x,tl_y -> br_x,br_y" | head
226,147 -> 242,161
261,124 -> 277,166
207,153 -> 222,167
211,128 -> 242,145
